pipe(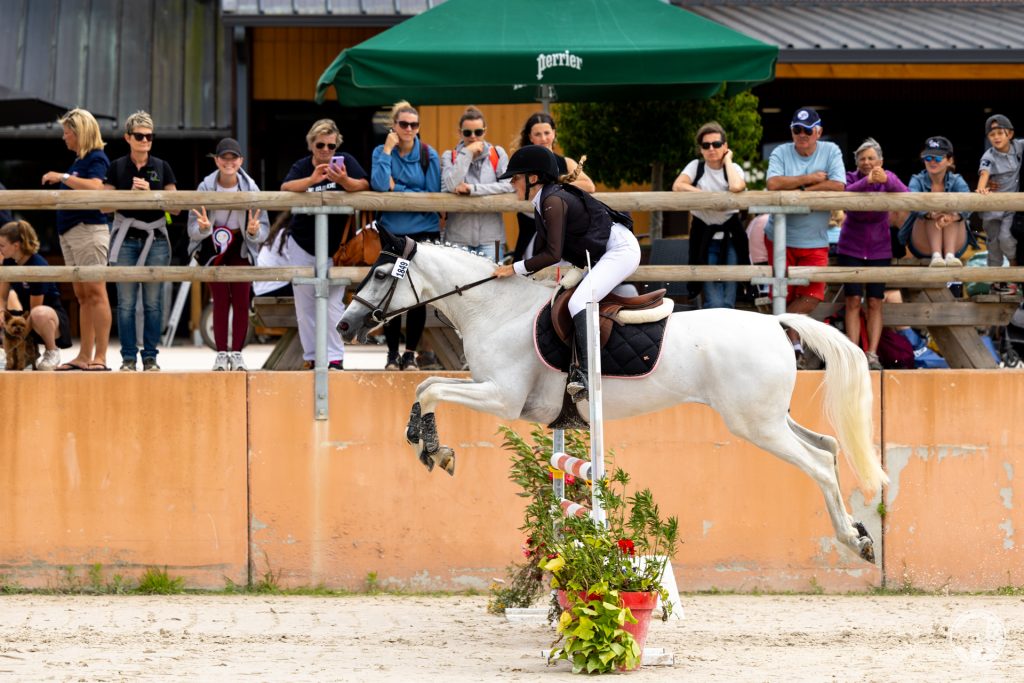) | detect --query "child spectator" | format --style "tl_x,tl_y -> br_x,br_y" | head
976,114 -> 1023,294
